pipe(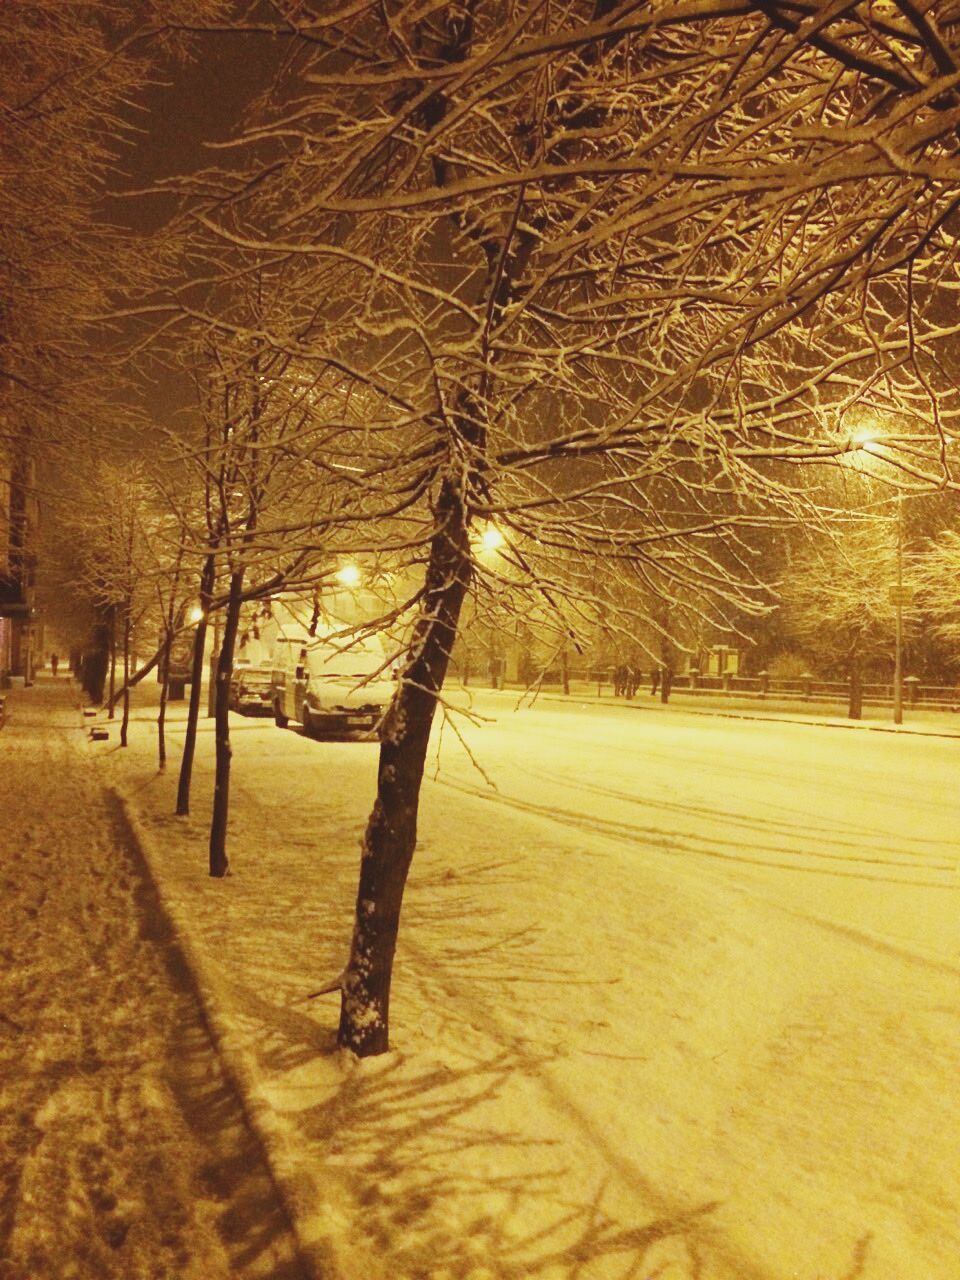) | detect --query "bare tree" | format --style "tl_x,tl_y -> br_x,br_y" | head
779,517 -> 909,719
912,528 -> 960,652
62,460 -> 175,742
164,306 -> 390,875
37,1 -> 960,1053
134,1 -> 960,1054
